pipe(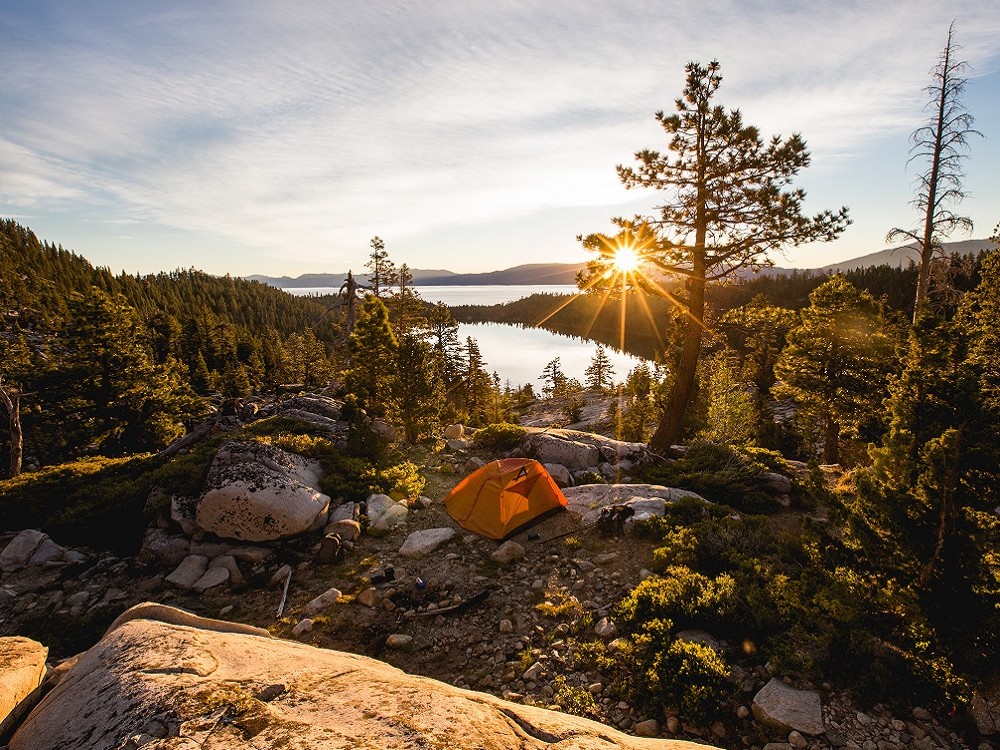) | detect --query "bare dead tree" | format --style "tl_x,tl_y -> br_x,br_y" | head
888,23 -> 981,322
0,379 -> 22,478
